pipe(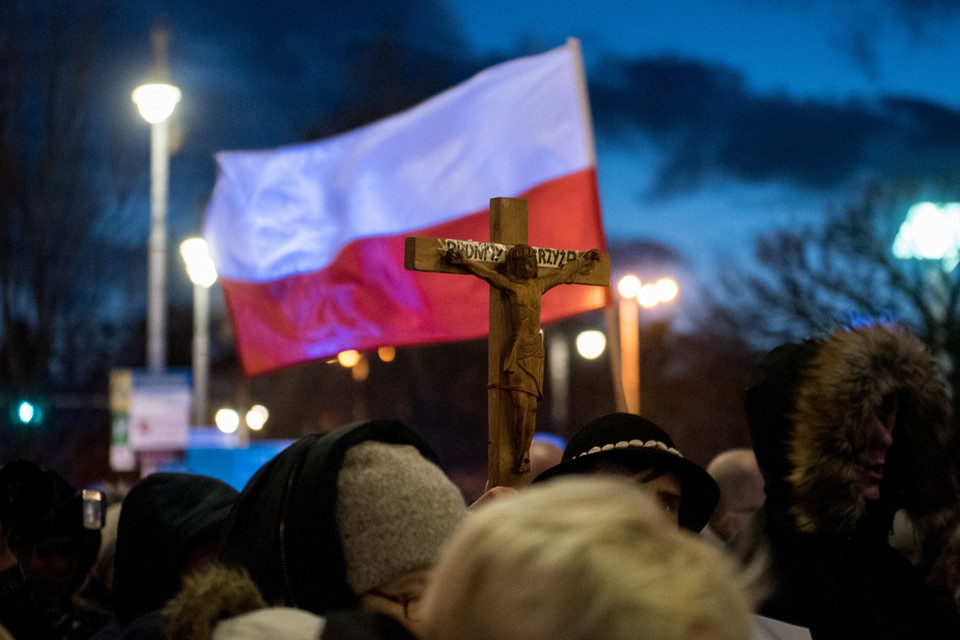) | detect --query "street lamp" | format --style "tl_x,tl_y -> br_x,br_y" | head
180,238 -> 217,426
214,405 -> 268,446
246,405 -> 269,431
575,330 -> 606,360
617,275 -> 678,414
617,275 -> 641,414
133,27 -> 181,374
215,408 -> 240,434
892,202 -> 960,373
893,202 -> 960,270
